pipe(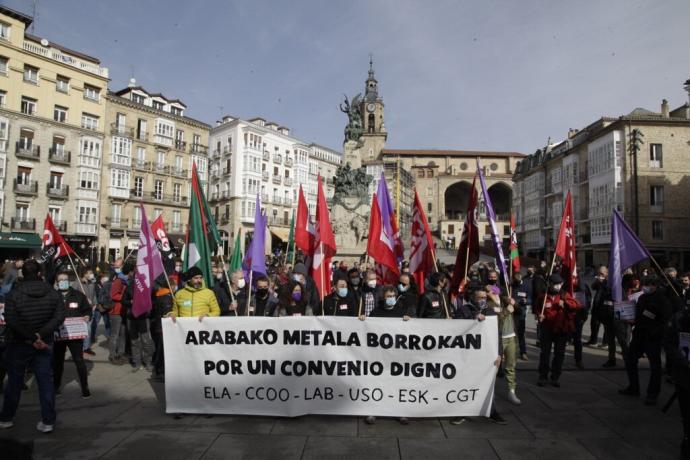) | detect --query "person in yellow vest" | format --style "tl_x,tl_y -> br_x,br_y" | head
170,267 -> 220,322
